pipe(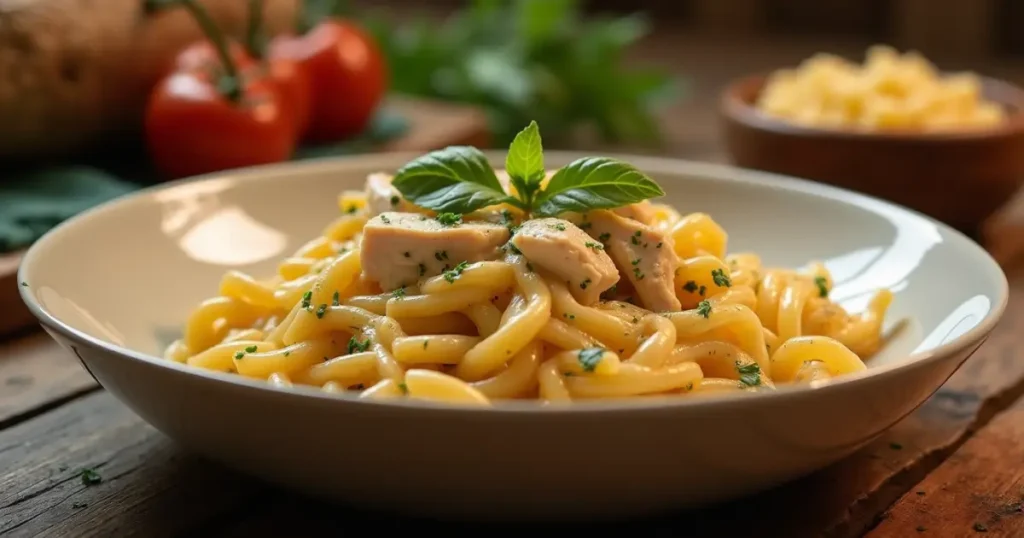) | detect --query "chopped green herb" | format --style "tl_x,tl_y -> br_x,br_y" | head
683,280 -> 698,293
697,300 -> 712,318
631,258 -> 641,265
19,281 -> 28,287
435,212 -> 463,226
332,291 -> 340,306
580,278 -> 592,290
315,304 -> 328,319
418,263 -> 427,276
685,382 -> 694,391
347,337 -> 371,354
698,285 -> 706,296
338,247 -> 349,255
283,351 -> 291,357
814,276 -> 829,297
244,345 -> 257,353
443,261 -> 470,283
711,268 -> 732,288
563,312 -> 576,320
80,468 -> 102,486
403,251 -> 411,258
584,241 -> 604,251
577,347 -> 605,372
391,287 -> 407,300
234,350 -> 245,360
300,290 -> 312,309
598,232 -> 611,243
380,215 -> 391,224
434,251 -> 444,261
550,222 -> 566,231
736,362 -> 761,387
633,267 -> 645,280
390,195 -> 400,207
345,204 -> 358,214
889,441 -> 903,450
423,340 -> 428,350
398,382 -> 409,394
973,522 -> 988,532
